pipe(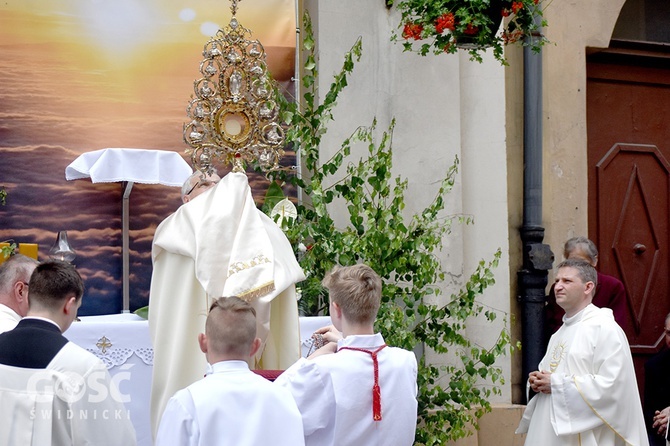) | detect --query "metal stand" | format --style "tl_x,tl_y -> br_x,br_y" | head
122,181 -> 134,313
